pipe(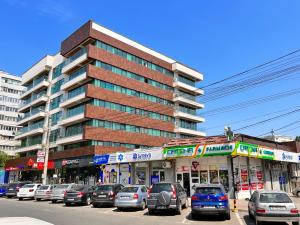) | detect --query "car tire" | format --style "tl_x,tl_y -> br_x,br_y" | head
117,207 -> 123,211
176,202 -> 182,215
248,208 -> 254,219
6,196 -> 12,199
86,197 -> 91,205
18,198 -> 23,201
36,198 -> 41,201
51,200 -> 57,203
93,203 -> 98,208
224,211 -> 231,220
292,222 -> 300,225
148,209 -> 155,215
191,213 -> 198,220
